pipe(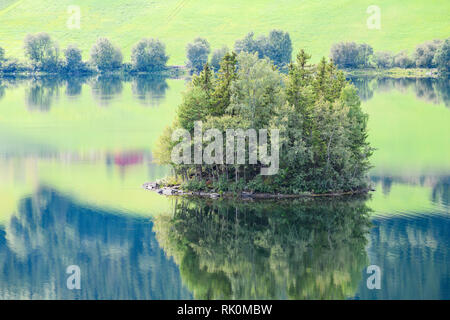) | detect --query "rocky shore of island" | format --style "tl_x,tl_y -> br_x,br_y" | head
142,182 -> 373,199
